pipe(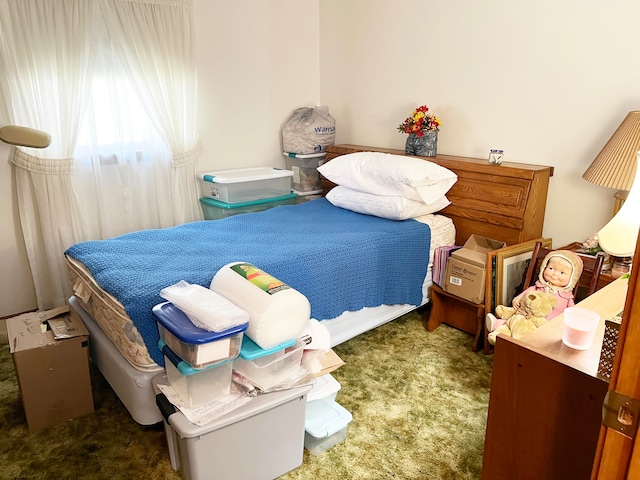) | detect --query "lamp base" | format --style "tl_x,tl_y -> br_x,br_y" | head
613,190 -> 629,216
